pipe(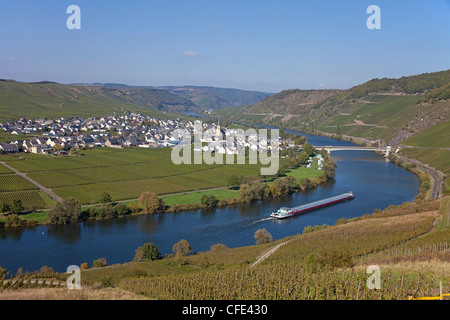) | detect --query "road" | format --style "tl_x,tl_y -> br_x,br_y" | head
0,161 -> 63,203
250,237 -> 299,268
395,154 -> 444,199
